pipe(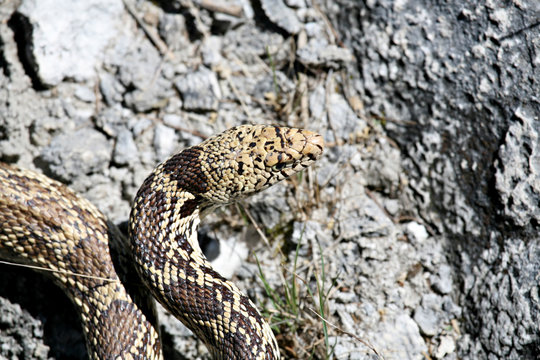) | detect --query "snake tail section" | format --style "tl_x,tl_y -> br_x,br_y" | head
129,125 -> 324,359
0,164 -> 163,359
